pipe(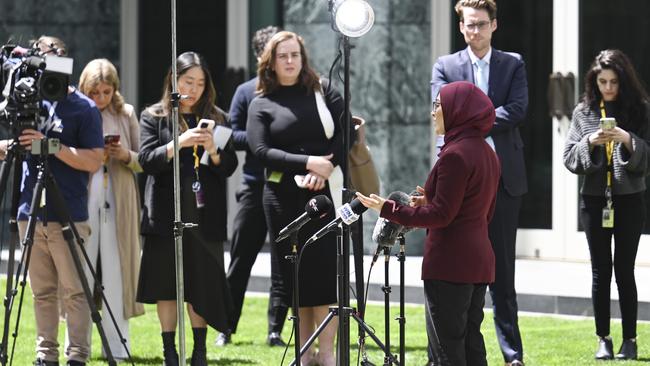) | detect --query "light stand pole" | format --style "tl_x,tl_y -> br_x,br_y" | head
329,1 -> 375,365
336,34 -> 353,366
169,1 -> 196,365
